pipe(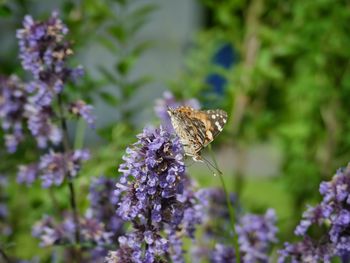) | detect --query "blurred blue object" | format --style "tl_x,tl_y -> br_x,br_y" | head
204,43 -> 236,105
212,43 -> 235,69
206,74 -> 227,94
